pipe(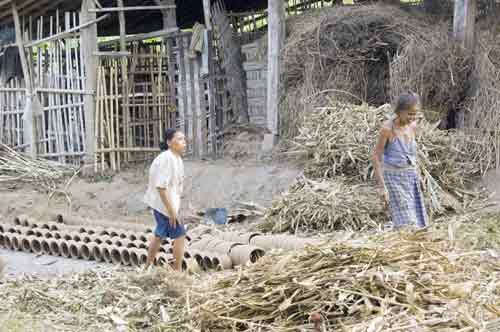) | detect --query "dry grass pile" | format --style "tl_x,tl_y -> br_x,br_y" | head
195,230 -> 500,332
261,177 -> 385,233
279,4 -> 439,138
0,268 -> 194,332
